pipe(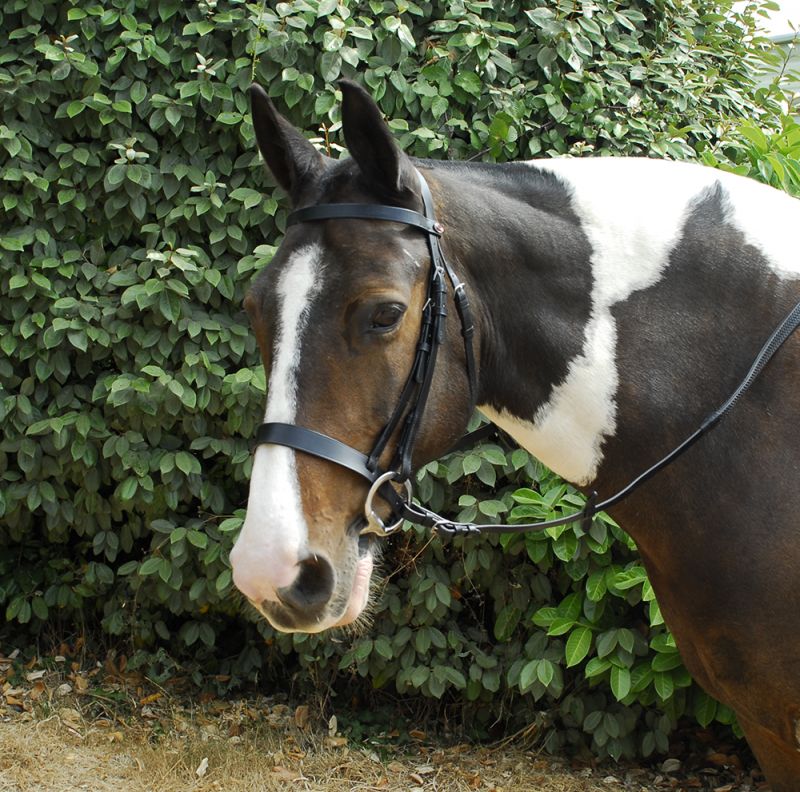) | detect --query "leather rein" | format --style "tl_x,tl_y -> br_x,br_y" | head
255,169 -> 800,539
